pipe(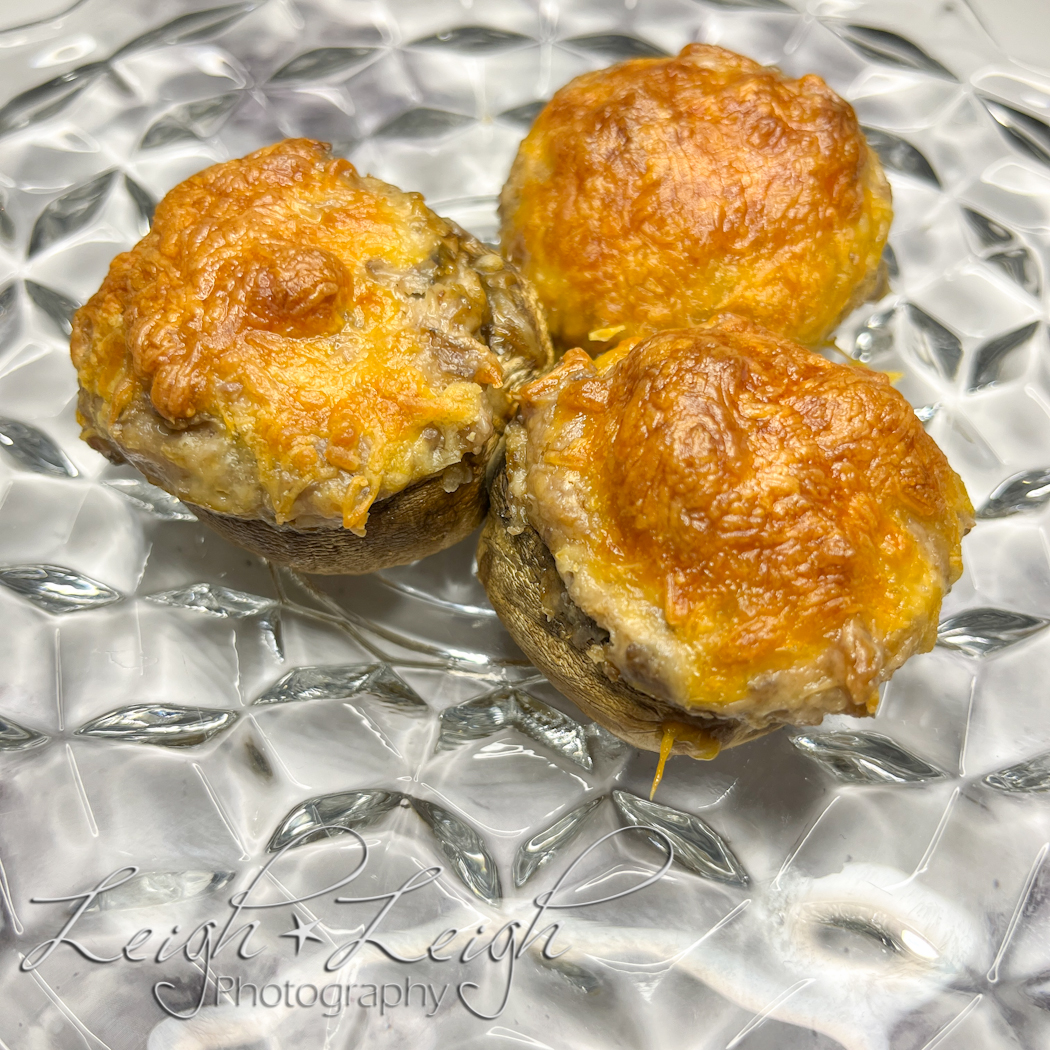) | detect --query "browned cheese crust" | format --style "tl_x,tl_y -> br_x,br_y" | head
71,138 -> 551,572
500,43 -> 892,350
479,317 -> 973,758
